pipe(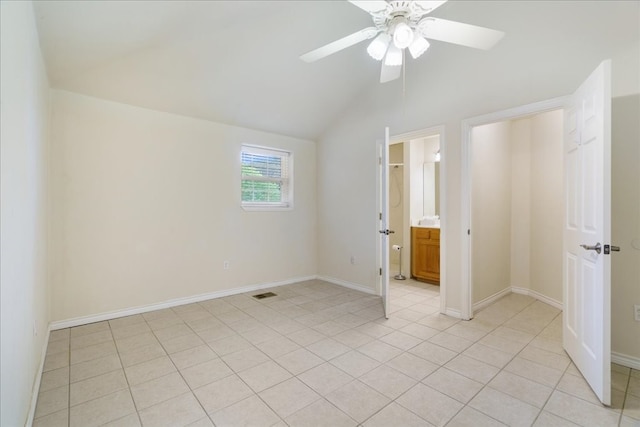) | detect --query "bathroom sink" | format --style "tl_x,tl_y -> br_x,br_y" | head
416,223 -> 440,228
417,219 -> 440,228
